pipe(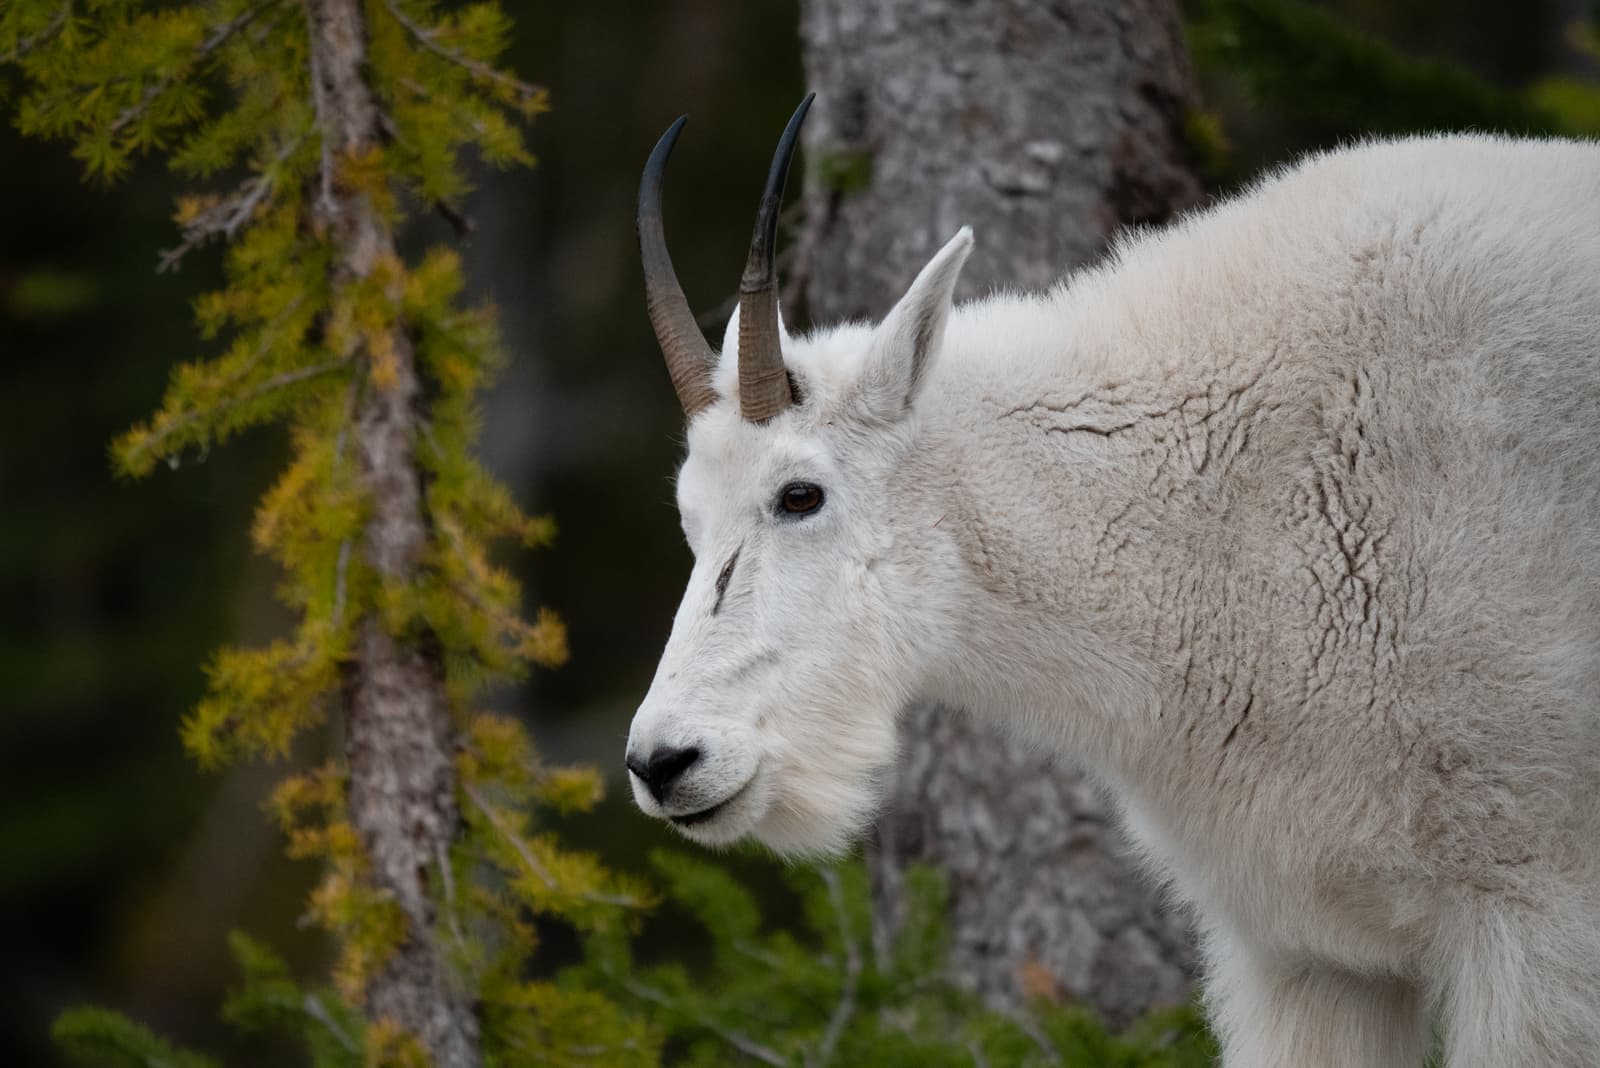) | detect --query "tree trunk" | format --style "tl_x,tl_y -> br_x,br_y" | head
306,0 -> 478,1063
796,0 -> 1203,1029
